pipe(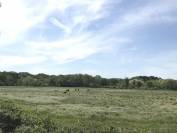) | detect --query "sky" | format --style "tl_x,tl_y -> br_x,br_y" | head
0,0 -> 177,79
